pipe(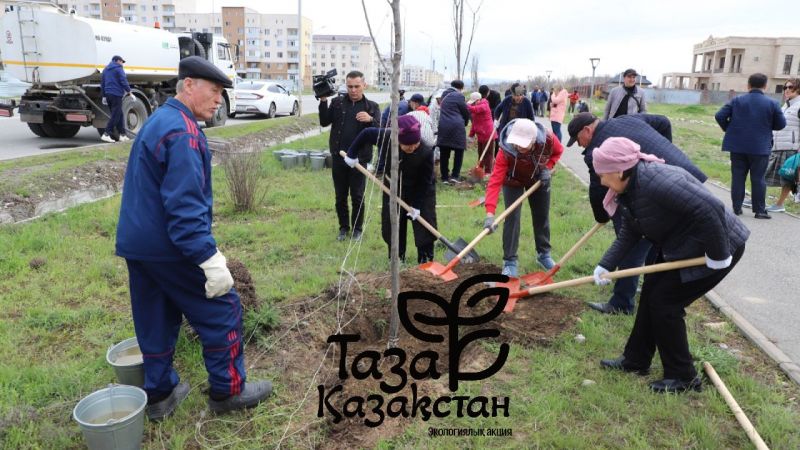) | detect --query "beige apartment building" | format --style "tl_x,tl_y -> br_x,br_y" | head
175,8 -> 312,87
52,0 -> 178,29
310,35 -> 378,86
663,35 -> 800,93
